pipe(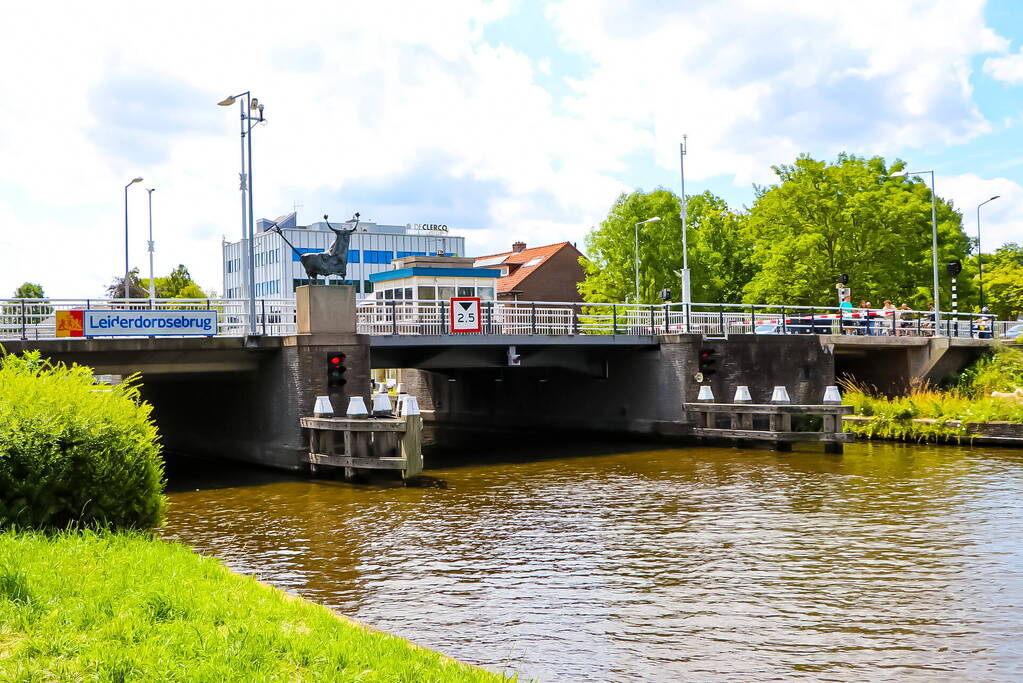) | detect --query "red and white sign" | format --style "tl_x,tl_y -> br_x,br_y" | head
449,297 -> 482,333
